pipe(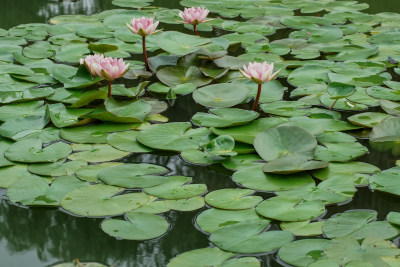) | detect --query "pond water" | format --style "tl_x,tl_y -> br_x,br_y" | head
1,0 -> 400,267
